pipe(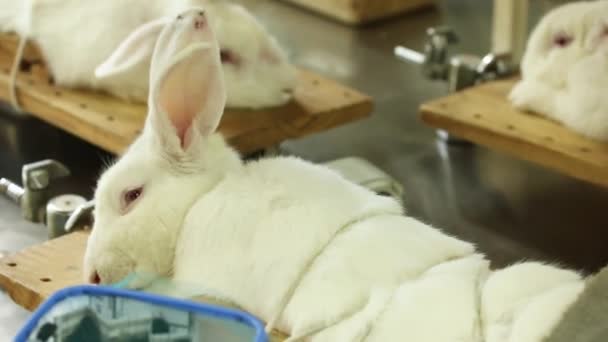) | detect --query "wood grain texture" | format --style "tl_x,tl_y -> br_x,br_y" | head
0,231 -> 289,341
0,231 -> 88,312
0,33 -> 372,155
420,78 -> 608,188
279,0 -> 435,25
